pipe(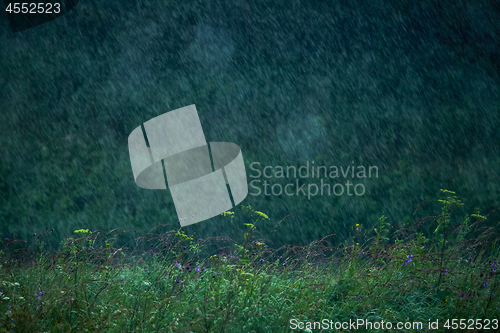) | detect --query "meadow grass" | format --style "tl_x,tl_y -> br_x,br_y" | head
0,190 -> 499,332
